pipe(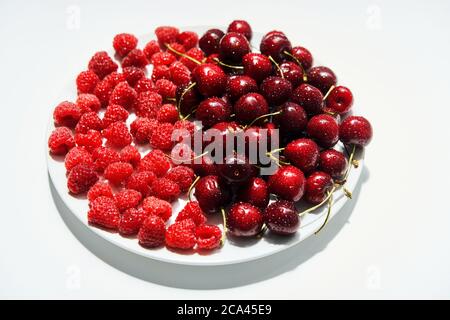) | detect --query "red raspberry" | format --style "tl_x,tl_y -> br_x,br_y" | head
176,201 -> 207,226
122,66 -> 145,86
157,104 -> 179,124
165,219 -> 196,250
92,146 -> 120,172
138,215 -> 166,248
165,166 -> 195,192
155,79 -> 176,101
196,224 -> 222,250
176,31 -> 198,50
151,51 -> 176,66
88,196 -> 120,229
104,161 -> 134,185
205,53 -> 220,64
76,70 -> 100,94
113,33 -> 138,57
149,122 -> 175,151
134,77 -> 156,94
143,40 -> 162,61
103,71 -> 126,87
150,178 -> 180,202
67,163 -> 99,194
93,79 -> 115,106
74,129 -> 102,152
109,81 -> 137,110
155,26 -> 179,46
103,121 -> 132,148
169,61 -> 191,86
65,146 -> 93,172
136,91 -> 162,118
173,120 -> 196,143
53,101 -> 81,128
180,48 -> 205,71
119,207 -> 148,236
119,145 -> 141,167
122,49 -> 148,68
130,117 -> 158,144
140,149 -> 171,177
87,181 -> 113,202
114,189 -> 142,212
102,104 -> 129,128
125,171 -> 156,196
88,51 -> 118,79
151,65 -> 171,82
48,127 -> 75,155
142,196 -> 172,221
76,94 -> 101,113
167,42 -> 186,54
75,112 -> 103,134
